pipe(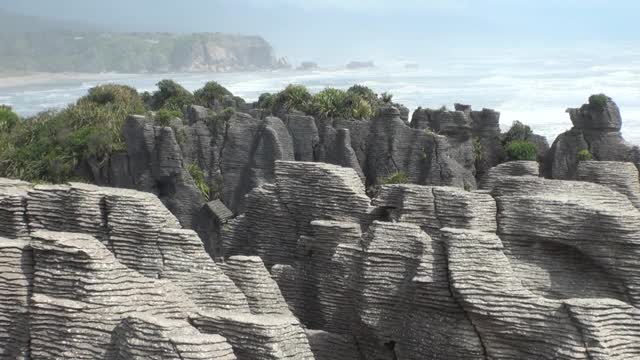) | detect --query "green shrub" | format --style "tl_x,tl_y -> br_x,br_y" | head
380,92 -> 393,104
205,107 -> 236,130
186,163 -> 210,200
308,88 -> 350,119
505,141 -> 537,161
194,81 -> 233,108
382,171 -> 409,185
79,84 -> 144,111
258,93 -> 275,109
347,84 -> 378,104
265,83 -> 386,121
0,105 -> 19,133
273,84 -> 312,113
351,98 -> 373,120
220,107 -> 235,121
0,83 -> 145,183
149,79 -> 194,111
502,120 -> 533,145
155,109 -> 182,126
589,93 -> 609,110
472,137 -> 483,161
577,149 -> 594,161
